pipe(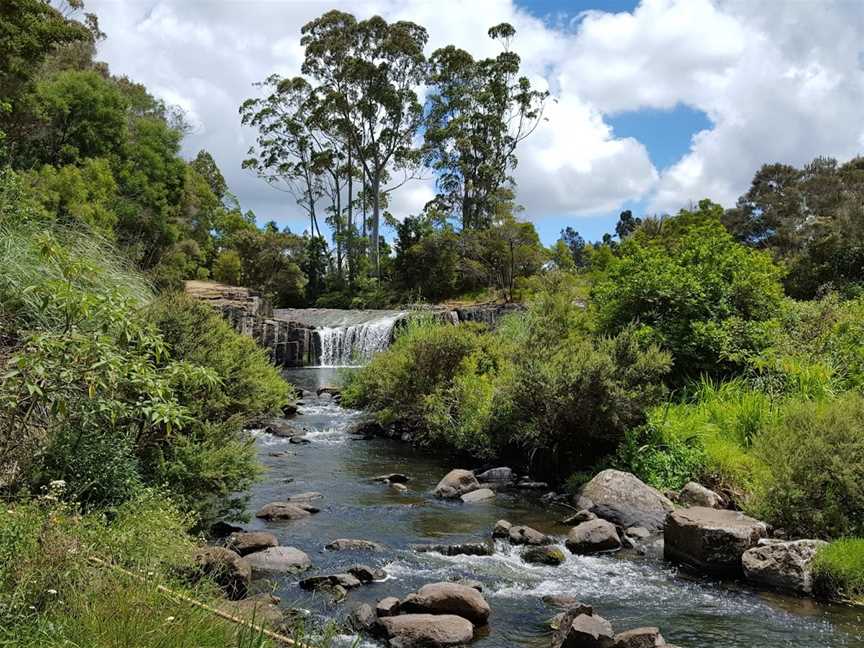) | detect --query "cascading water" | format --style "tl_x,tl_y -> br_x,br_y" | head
316,313 -> 403,367
273,308 -> 407,367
